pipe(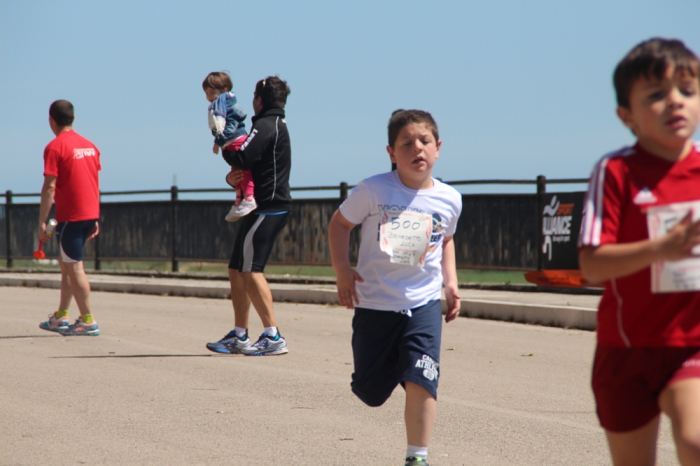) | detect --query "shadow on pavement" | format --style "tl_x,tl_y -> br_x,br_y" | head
51,354 -> 218,359
0,334 -> 61,339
